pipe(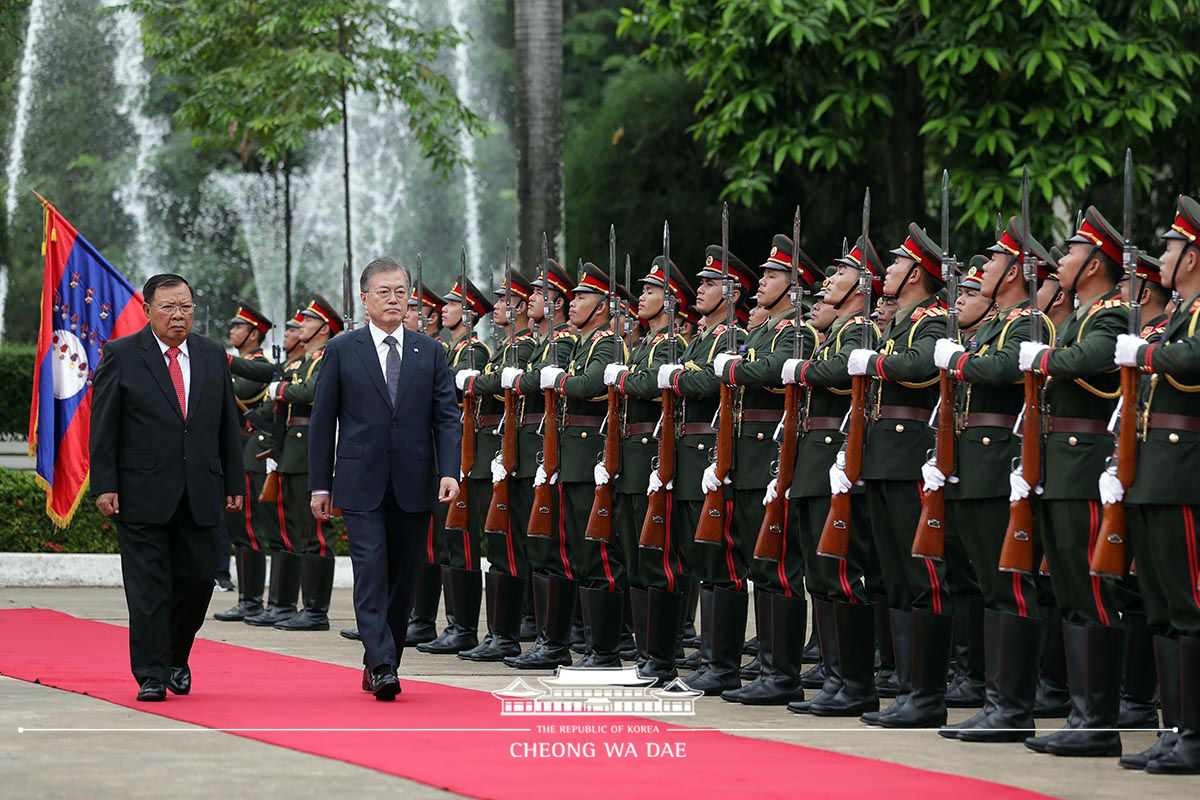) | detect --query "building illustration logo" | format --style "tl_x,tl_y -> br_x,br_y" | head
492,666 -> 701,716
